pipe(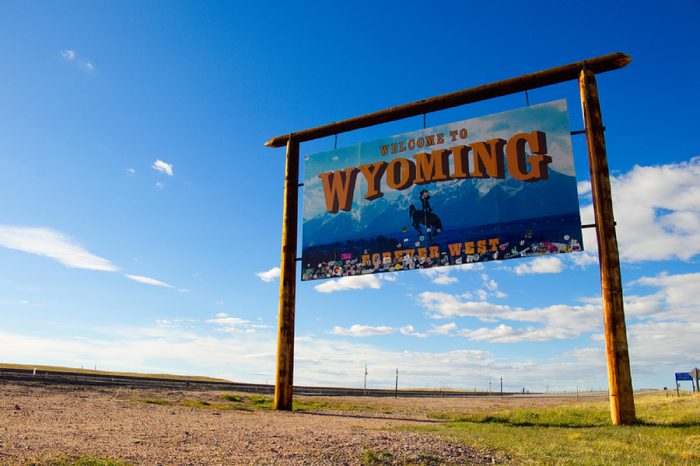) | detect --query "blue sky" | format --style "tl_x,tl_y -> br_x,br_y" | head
1,0 -> 699,391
